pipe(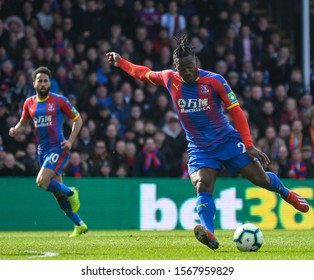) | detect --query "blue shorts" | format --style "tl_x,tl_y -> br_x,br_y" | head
188,135 -> 253,176
38,148 -> 70,175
